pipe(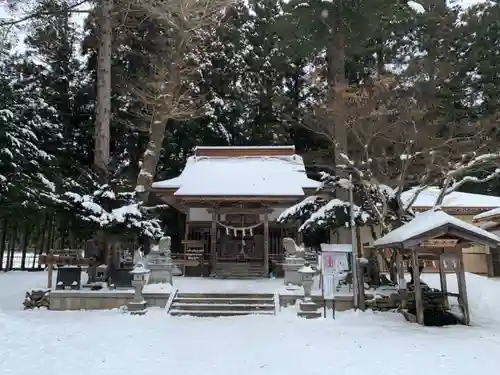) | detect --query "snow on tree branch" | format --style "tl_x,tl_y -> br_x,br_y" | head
62,185 -> 164,239
277,195 -> 326,224
434,152 -> 500,209
299,198 -> 370,232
